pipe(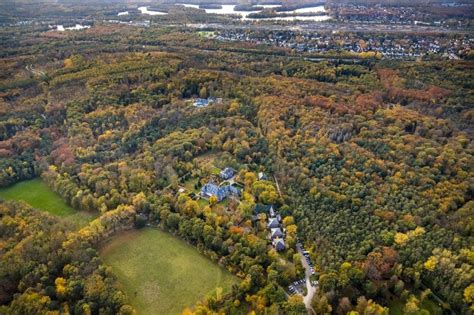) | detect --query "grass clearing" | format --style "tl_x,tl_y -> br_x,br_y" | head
183,177 -> 200,193
0,178 -> 95,228
100,228 -> 239,315
193,151 -> 218,165
211,167 -> 221,175
389,297 -> 443,315
198,198 -> 209,208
